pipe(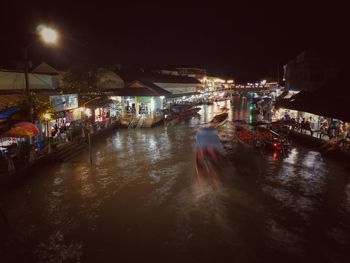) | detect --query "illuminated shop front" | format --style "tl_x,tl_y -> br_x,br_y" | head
121,96 -> 164,124
49,93 -> 80,128
117,81 -> 170,127
83,97 -> 122,131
